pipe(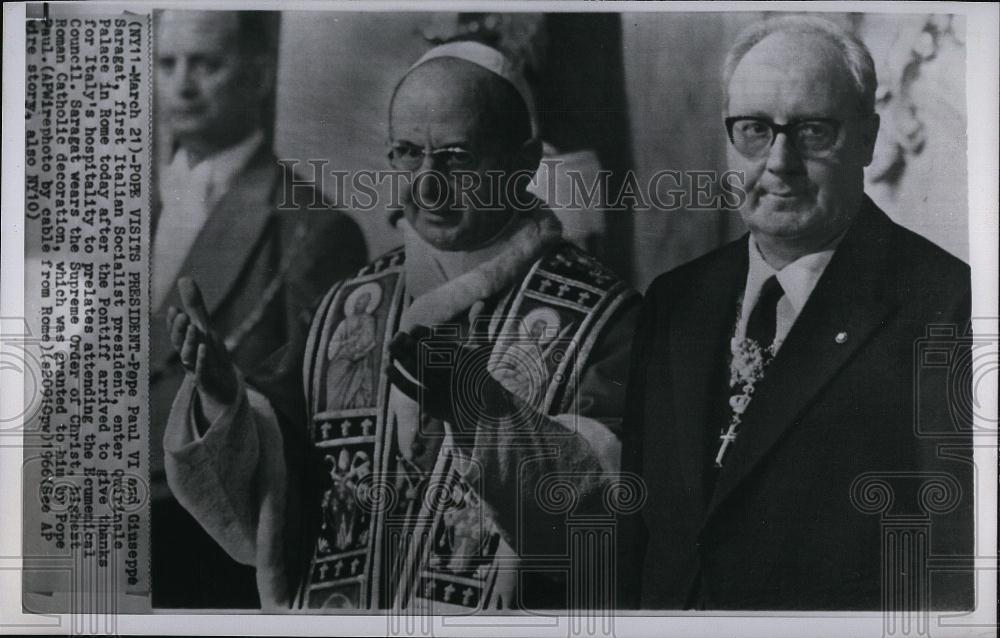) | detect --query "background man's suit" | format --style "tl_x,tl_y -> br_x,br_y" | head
620,197 -> 973,610
150,147 -> 366,607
